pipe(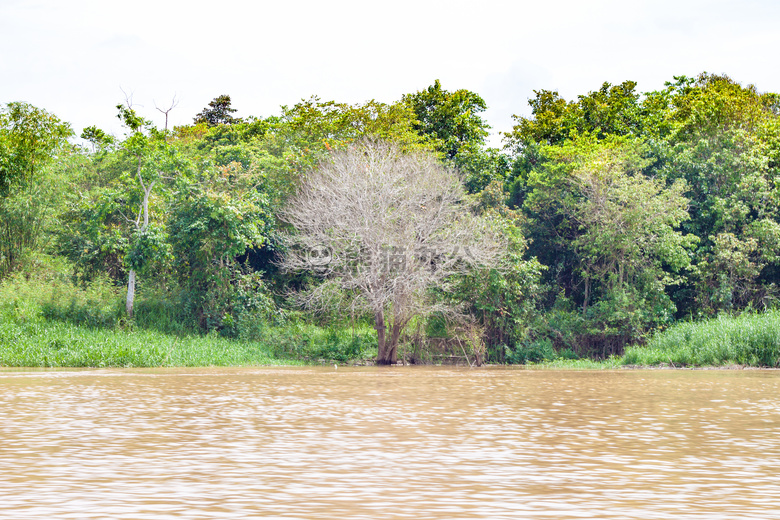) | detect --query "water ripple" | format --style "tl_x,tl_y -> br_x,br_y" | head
0,368 -> 778,519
